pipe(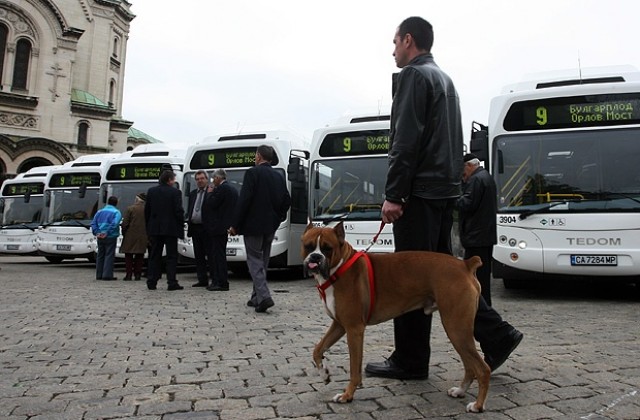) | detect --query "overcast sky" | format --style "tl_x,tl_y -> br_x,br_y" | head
121,0 -> 640,147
